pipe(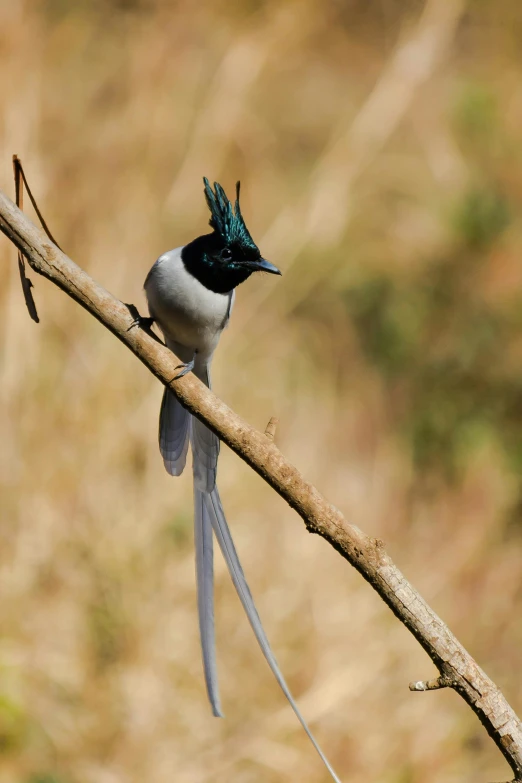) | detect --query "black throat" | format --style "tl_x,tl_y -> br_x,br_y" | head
181,234 -> 253,294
